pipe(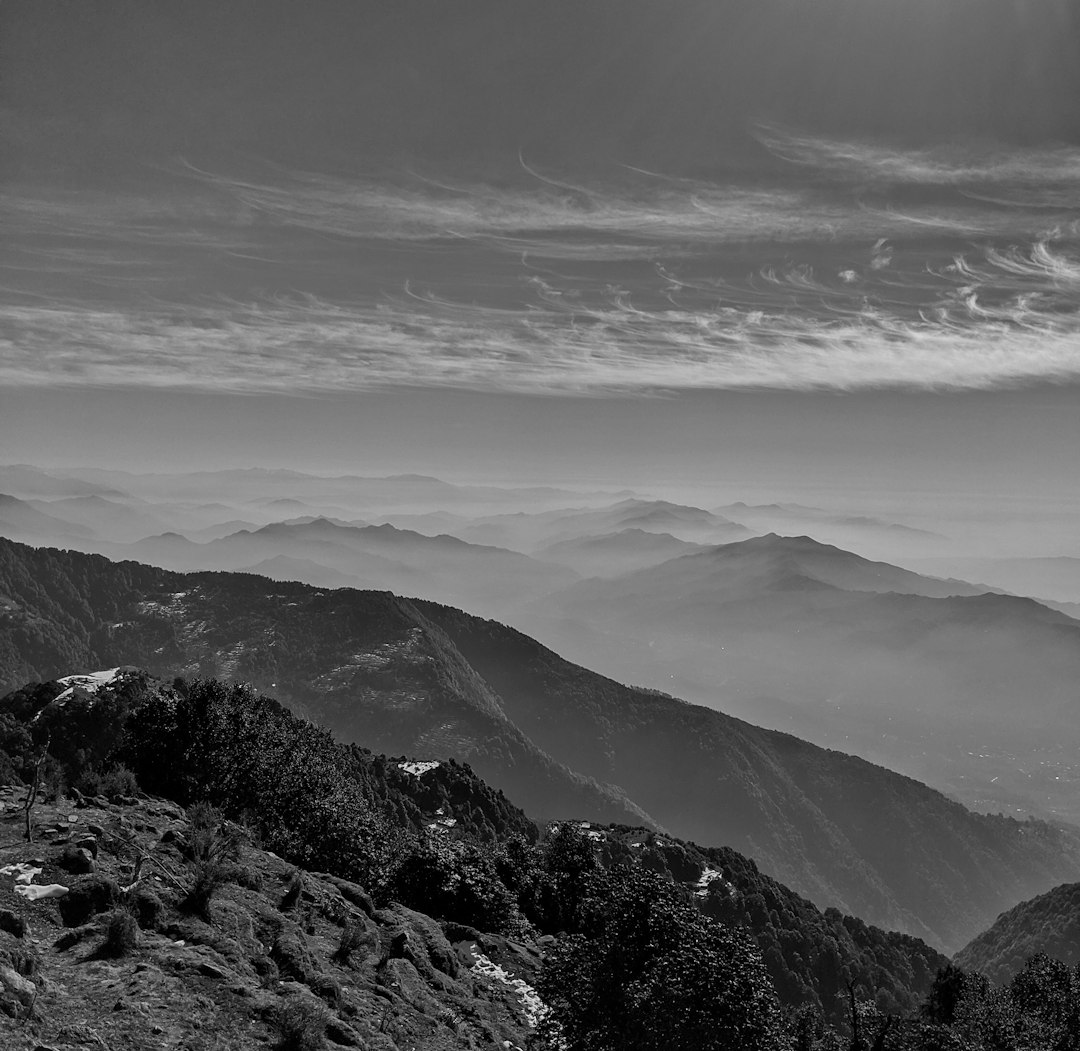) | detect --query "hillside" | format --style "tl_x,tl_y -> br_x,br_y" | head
954,883 -> 1080,985
0,787 -> 544,1050
0,668 -> 947,1034
522,533 -> 1080,821
416,600 -> 1080,954
1,537 -> 1079,953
